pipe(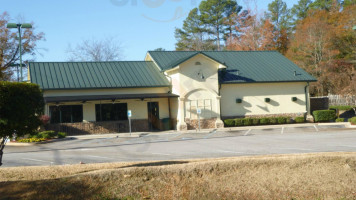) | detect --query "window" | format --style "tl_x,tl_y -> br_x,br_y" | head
95,103 -> 128,121
49,105 -> 83,123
